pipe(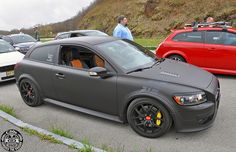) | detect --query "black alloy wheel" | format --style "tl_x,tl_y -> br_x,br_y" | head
127,98 -> 172,138
19,79 -> 43,107
168,55 -> 186,62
